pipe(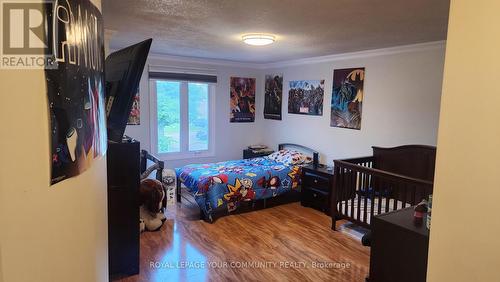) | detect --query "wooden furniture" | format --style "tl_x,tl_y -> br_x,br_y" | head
301,165 -> 334,214
331,145 -> 436,230
140,149 -> 165,181
367,207 -> 429,282
140,149 -> 168,210
243,148 -> 274,159
107,140 -> 140,277
278,143 -> 319,166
